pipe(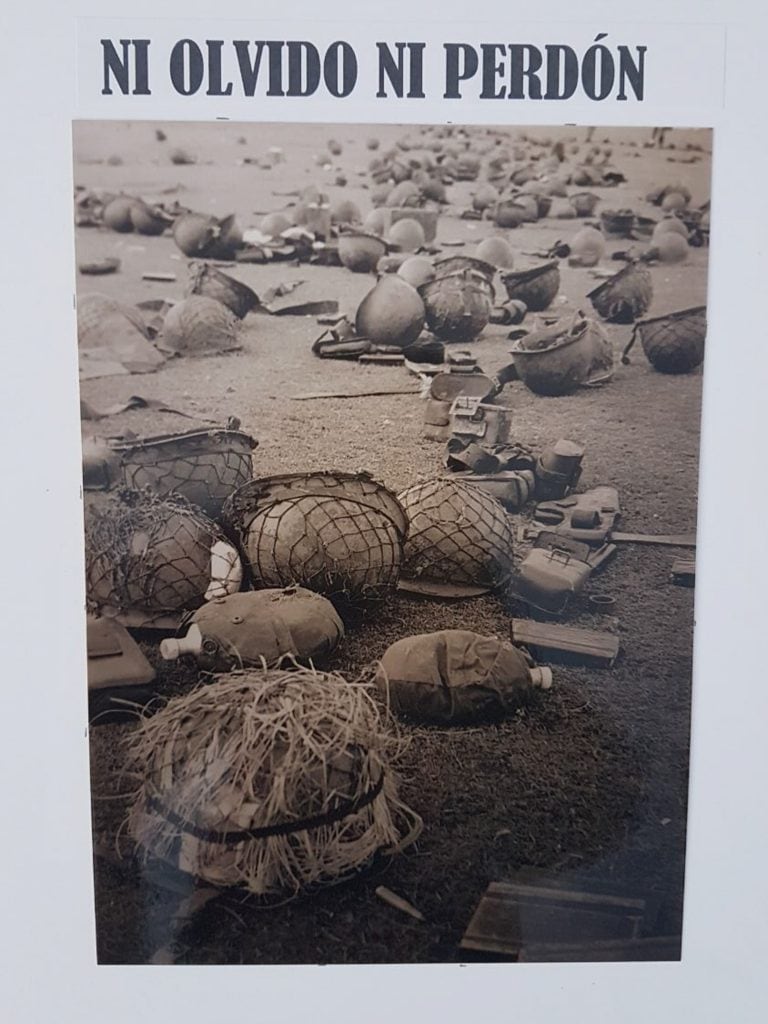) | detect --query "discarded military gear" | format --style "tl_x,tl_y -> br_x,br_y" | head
127,668 -> 422,896
375,629 -> 551,724
160,587 -> 344,671
398,477 -> 515,598
224,471 -> 407,610
622,306 -> 706,373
